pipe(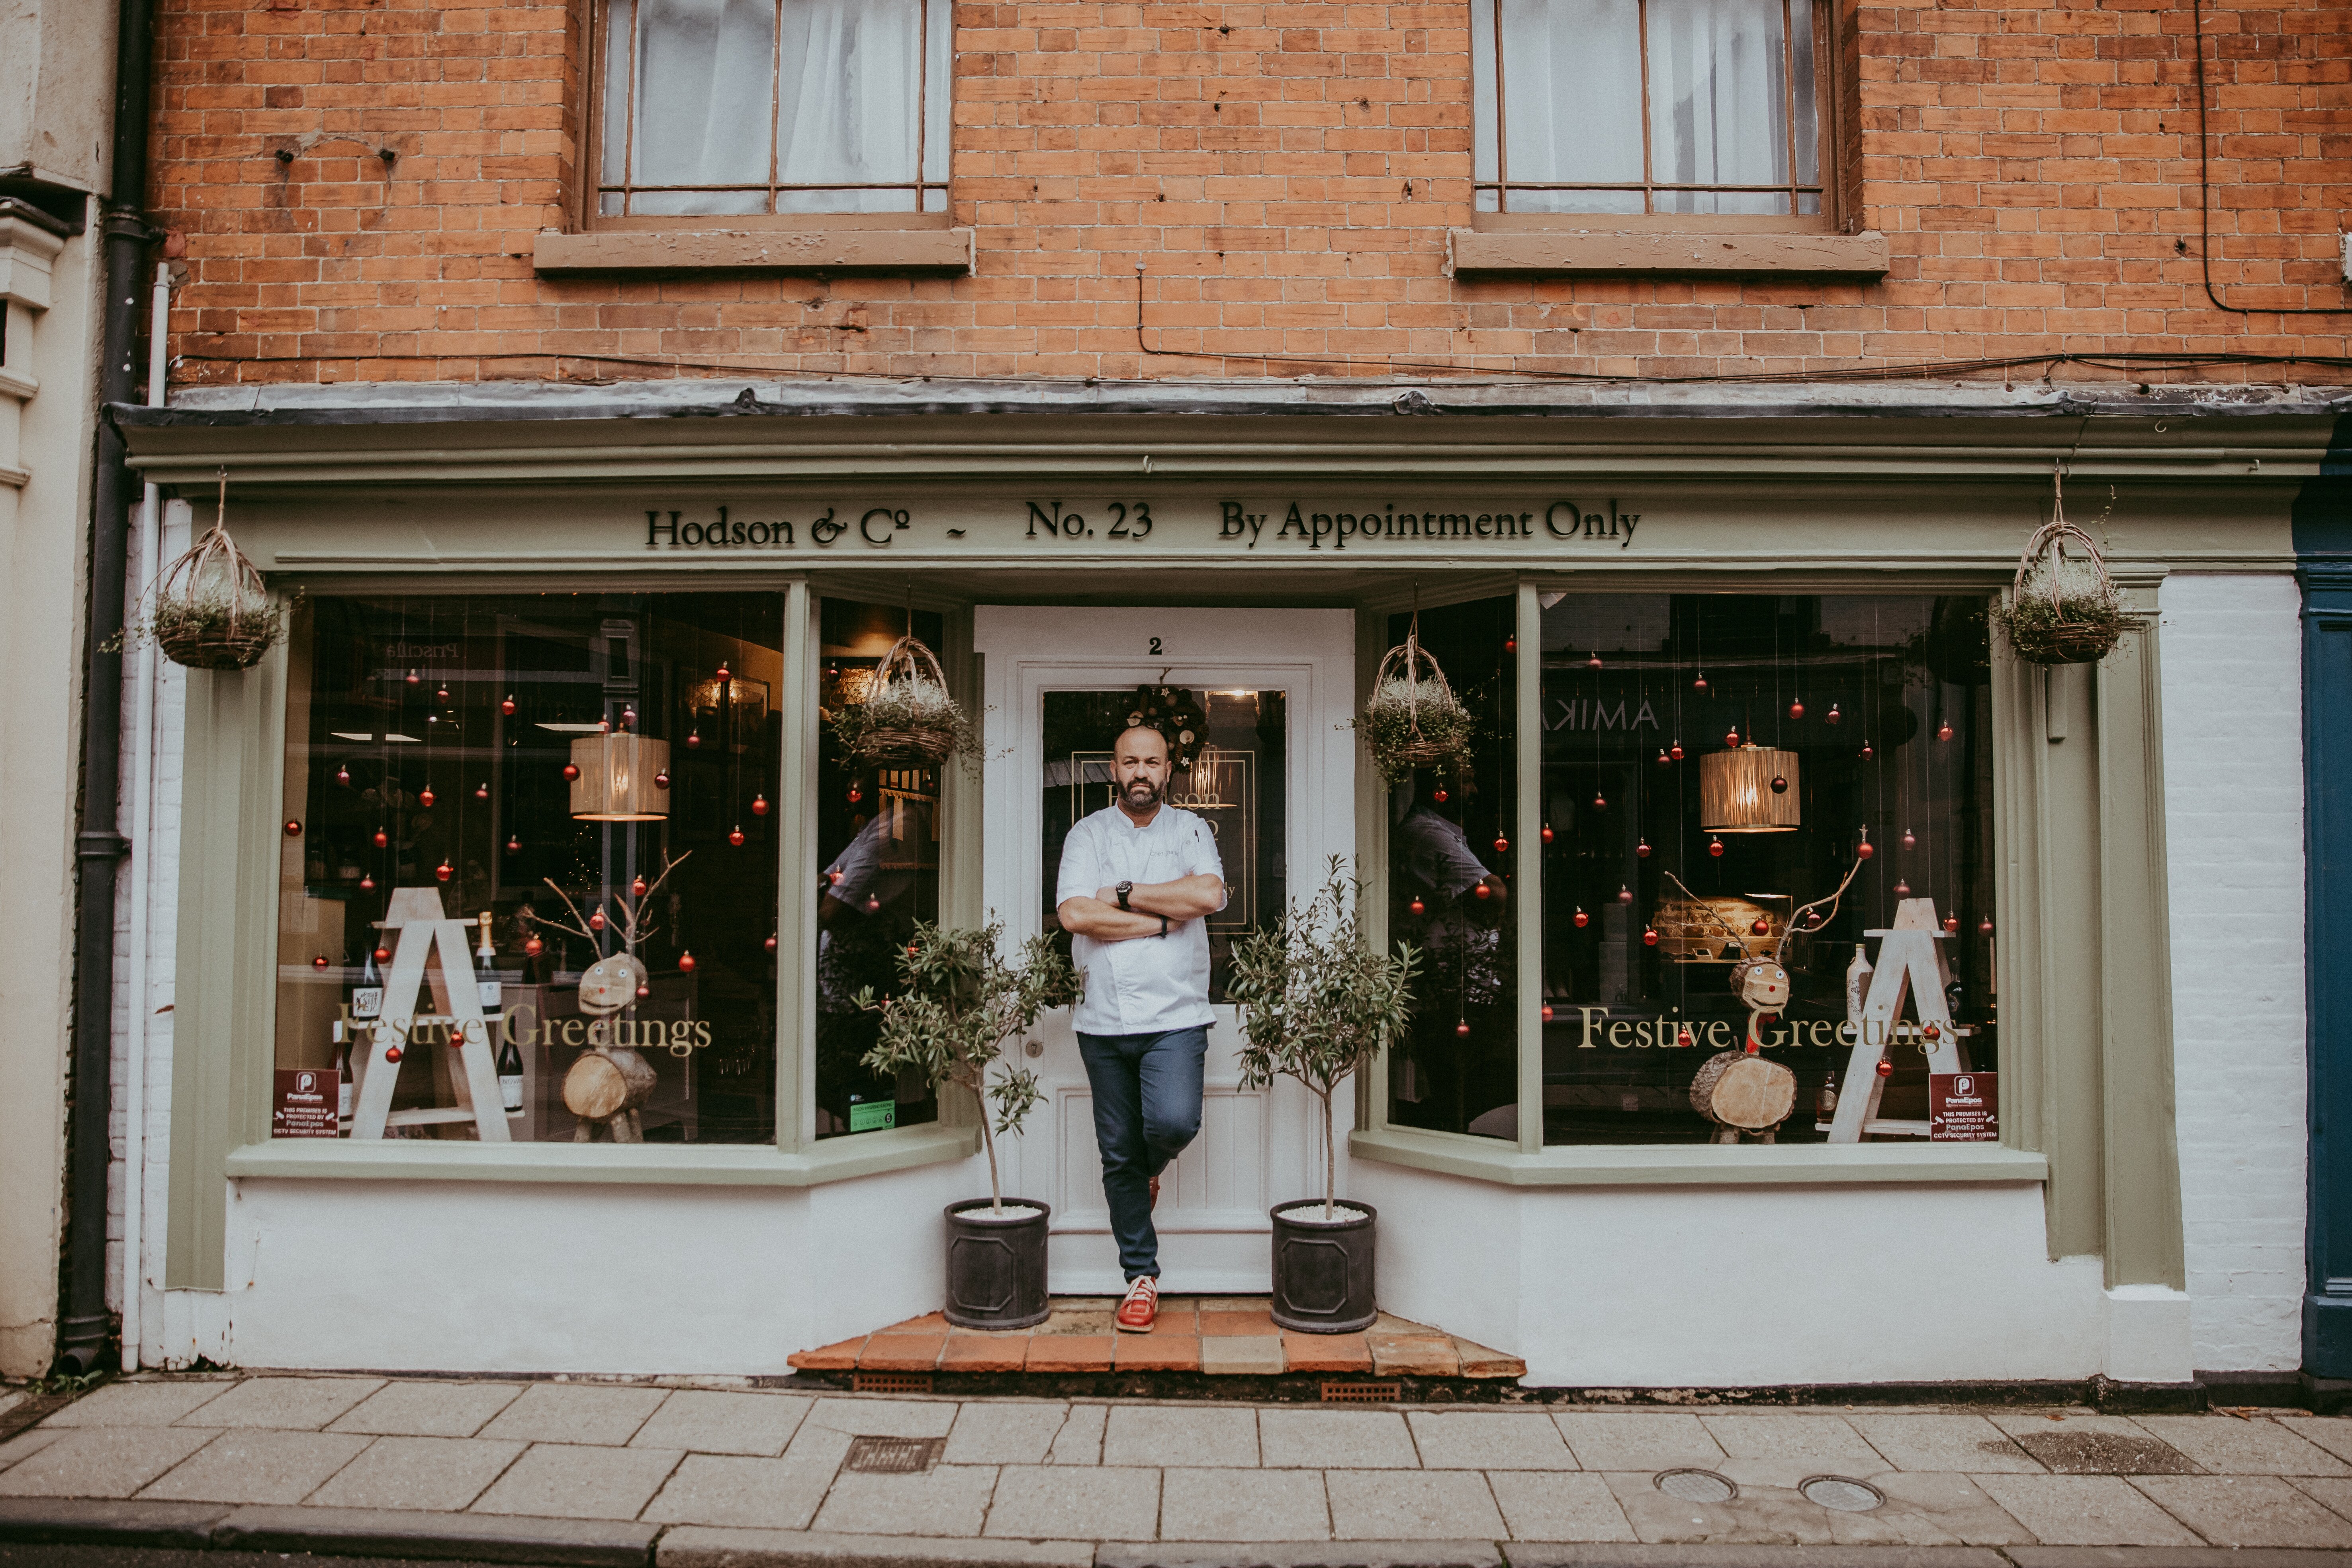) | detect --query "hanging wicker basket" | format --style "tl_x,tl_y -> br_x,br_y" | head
147,475 -> 287,671
1991,474 -> 2127,666
831,634 -> 968,766
1359,619 -> 1473,784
